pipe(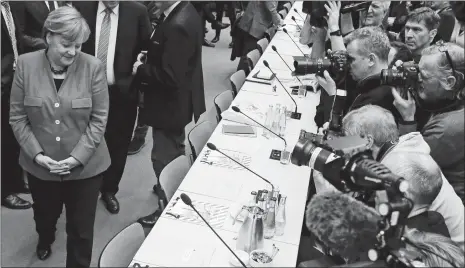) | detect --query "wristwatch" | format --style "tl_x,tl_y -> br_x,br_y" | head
330,29 -> 342,37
